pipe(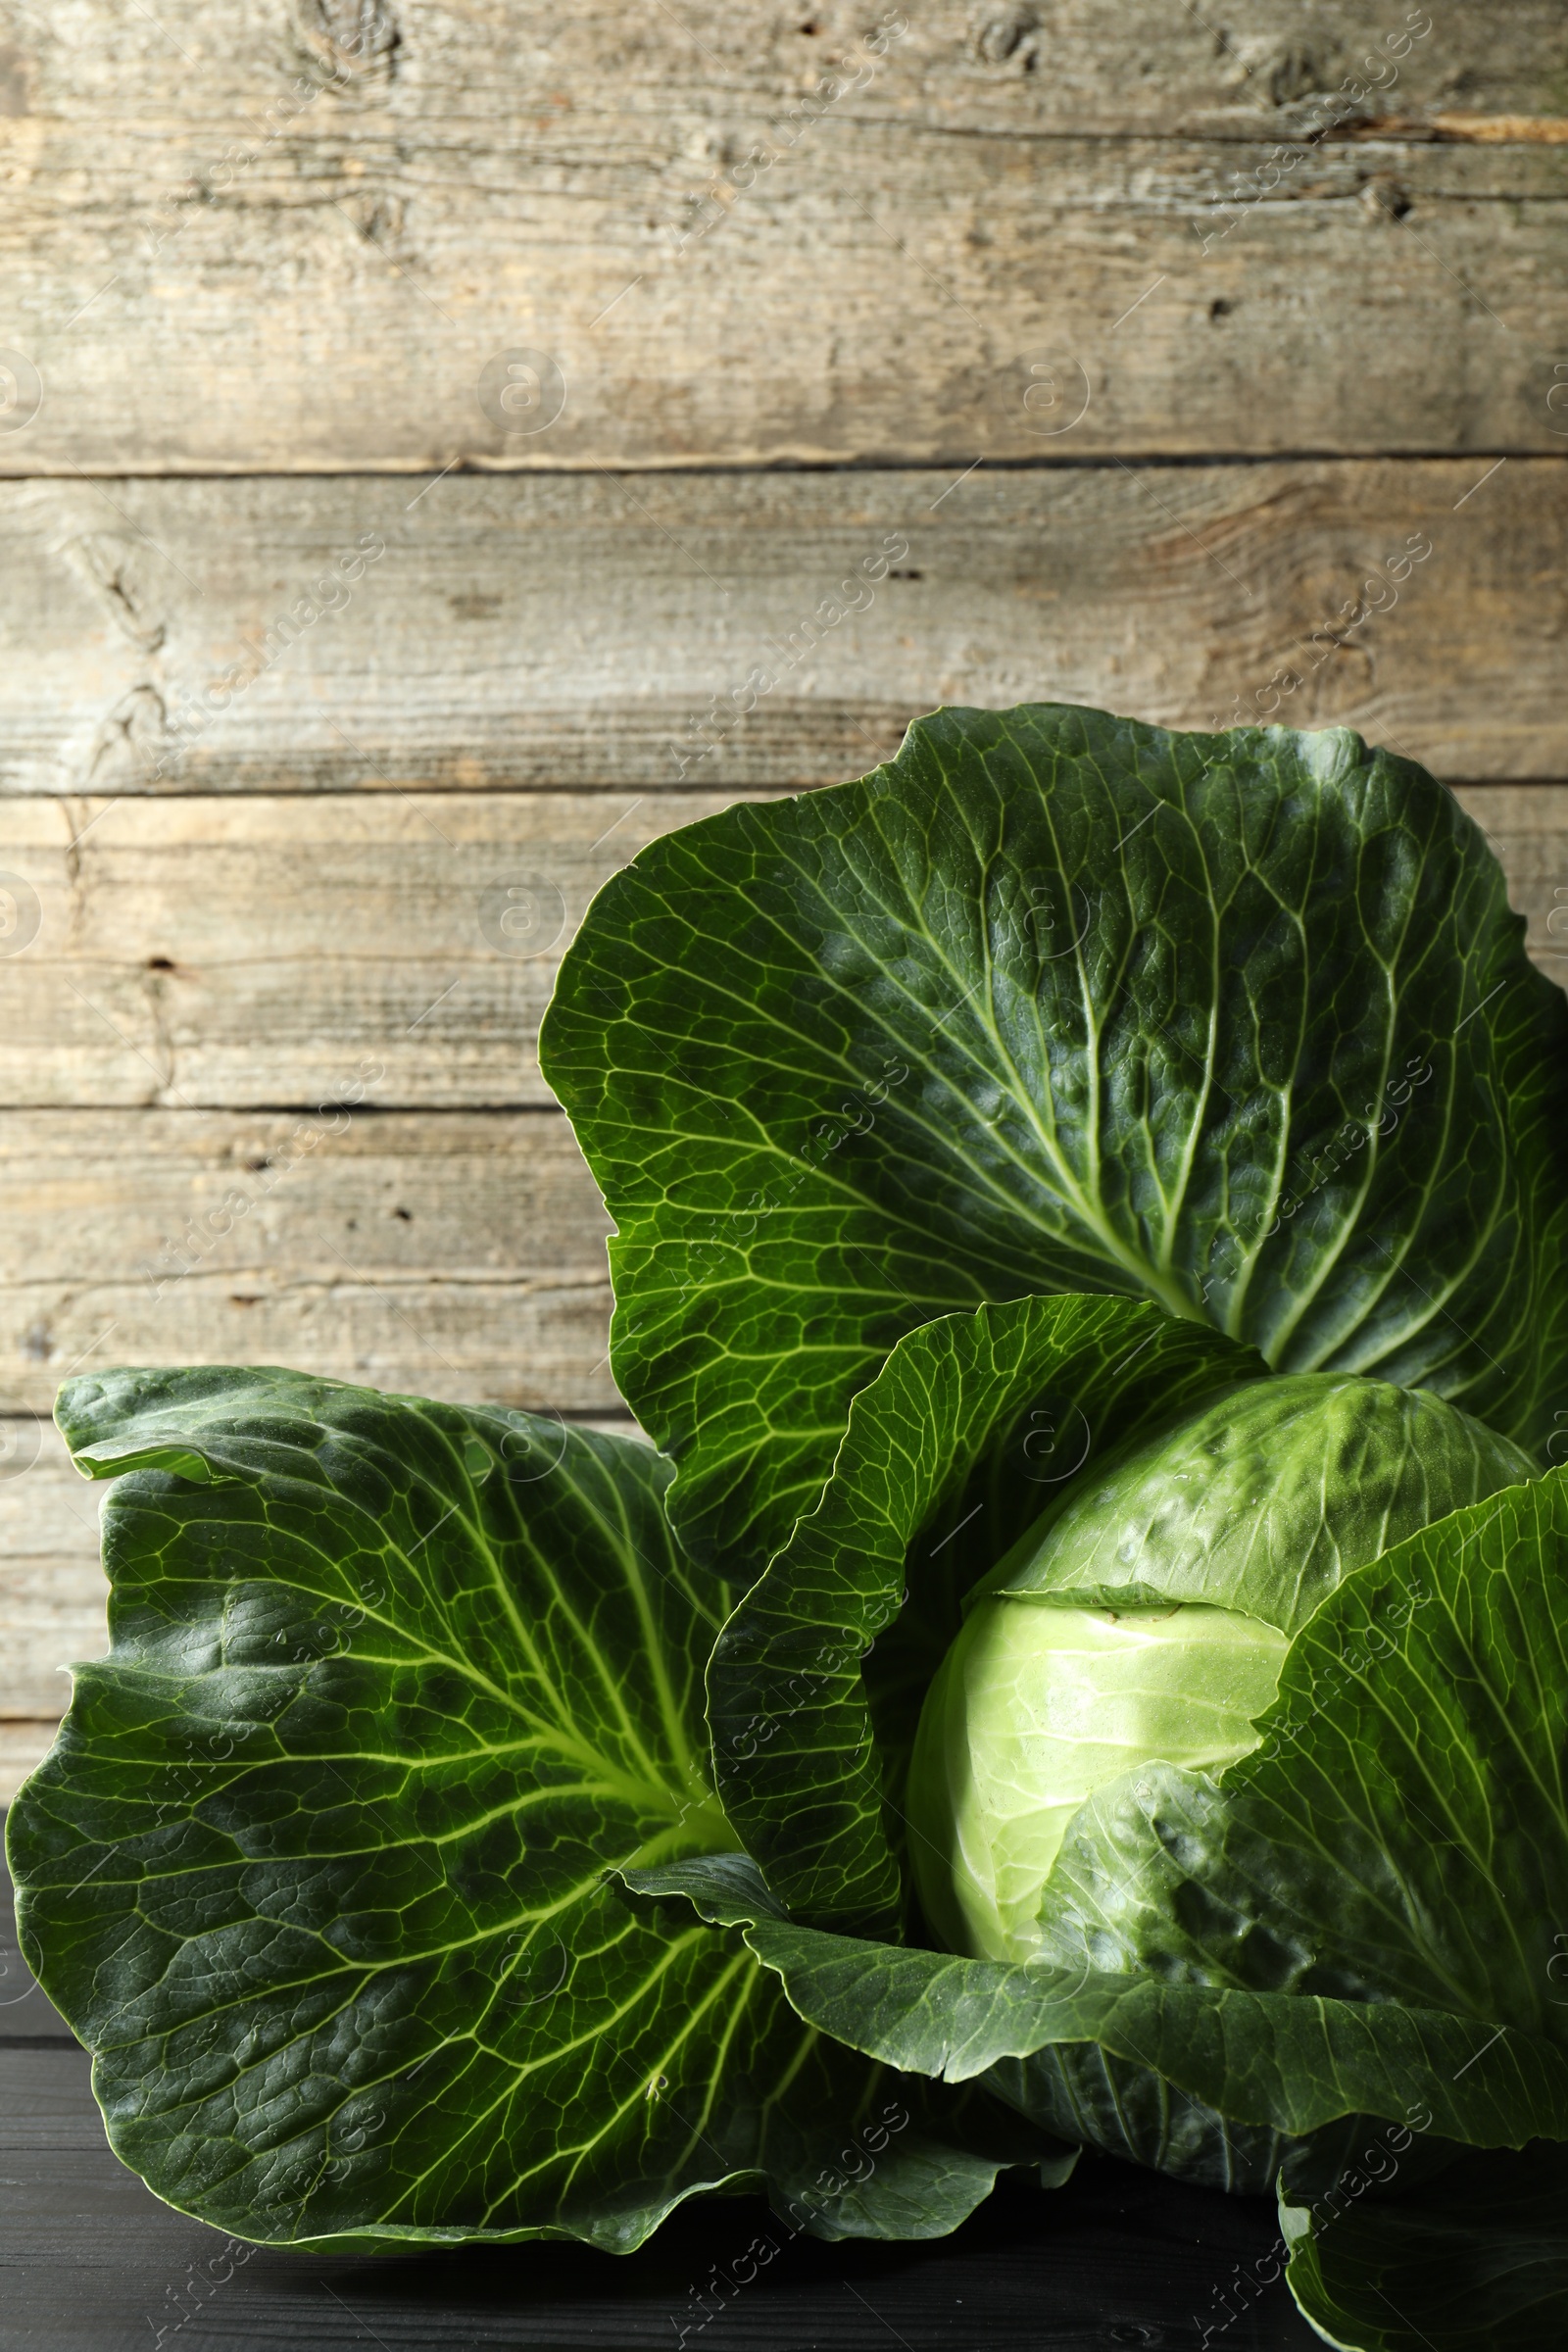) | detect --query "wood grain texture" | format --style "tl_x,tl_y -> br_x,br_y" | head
0,1102 -> 619,1771
13,0 -> 1566,144
0,6 -> 1565,467
0,782 -> 1560,1112
0,1108 -> 612,1426
0,1423 -> 104,1734
0,463 -> 1565,798
0,790 -> 754,1105
0,1721 -> 68,1807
